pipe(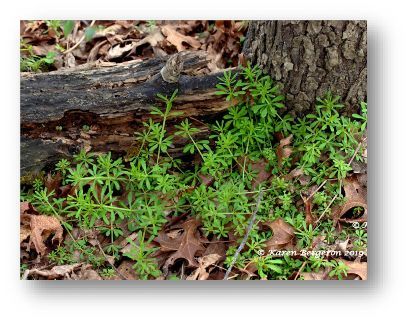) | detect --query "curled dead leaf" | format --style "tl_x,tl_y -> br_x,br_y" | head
277,134 -> 293,167
264,218 -> 296,252
303,197 -> 315,226
161,25 -> 201,52
44,172 -> 62,193
21,203 -> 64,255
106,42 -> 134,60
116,260 -> 137,280
20,225 -> 31,243
155,218 -> 206,271
301,271 -> 327,280
23,263 -> 82,280
249,158 -> 271,189
339,259 -> 367,280
333,175 -> 367,225
186,254 -> 221,280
